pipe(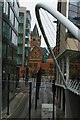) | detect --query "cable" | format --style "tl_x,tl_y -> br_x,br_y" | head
41,8 -> 79,51
40,9 -> 72,50
40,9 -> 56,41
40,9 -> 56,47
